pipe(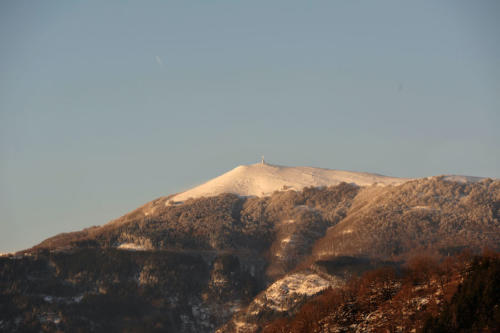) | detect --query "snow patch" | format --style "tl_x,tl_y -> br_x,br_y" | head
117,243 -> 149,251
171,162 -> 409,202
412,206 -> 431,210
263,273 -> 330,311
